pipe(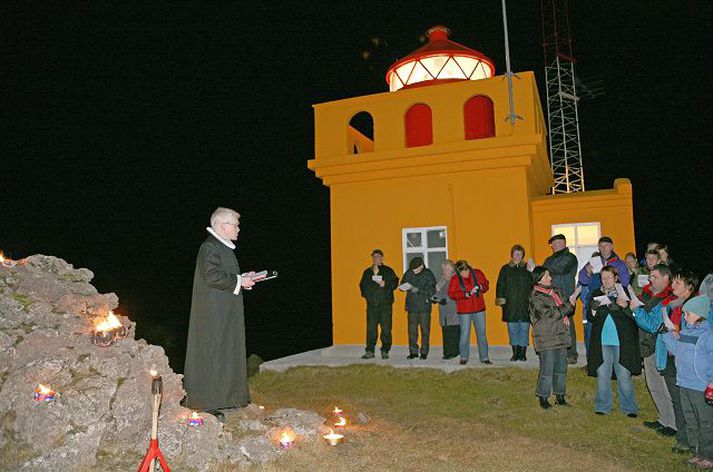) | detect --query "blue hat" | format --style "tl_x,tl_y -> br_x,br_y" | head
683,295 -> 711,319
